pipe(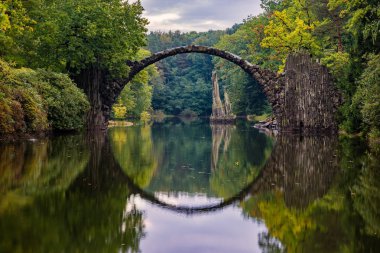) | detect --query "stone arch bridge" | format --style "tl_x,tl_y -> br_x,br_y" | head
91,45 -> 340,133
